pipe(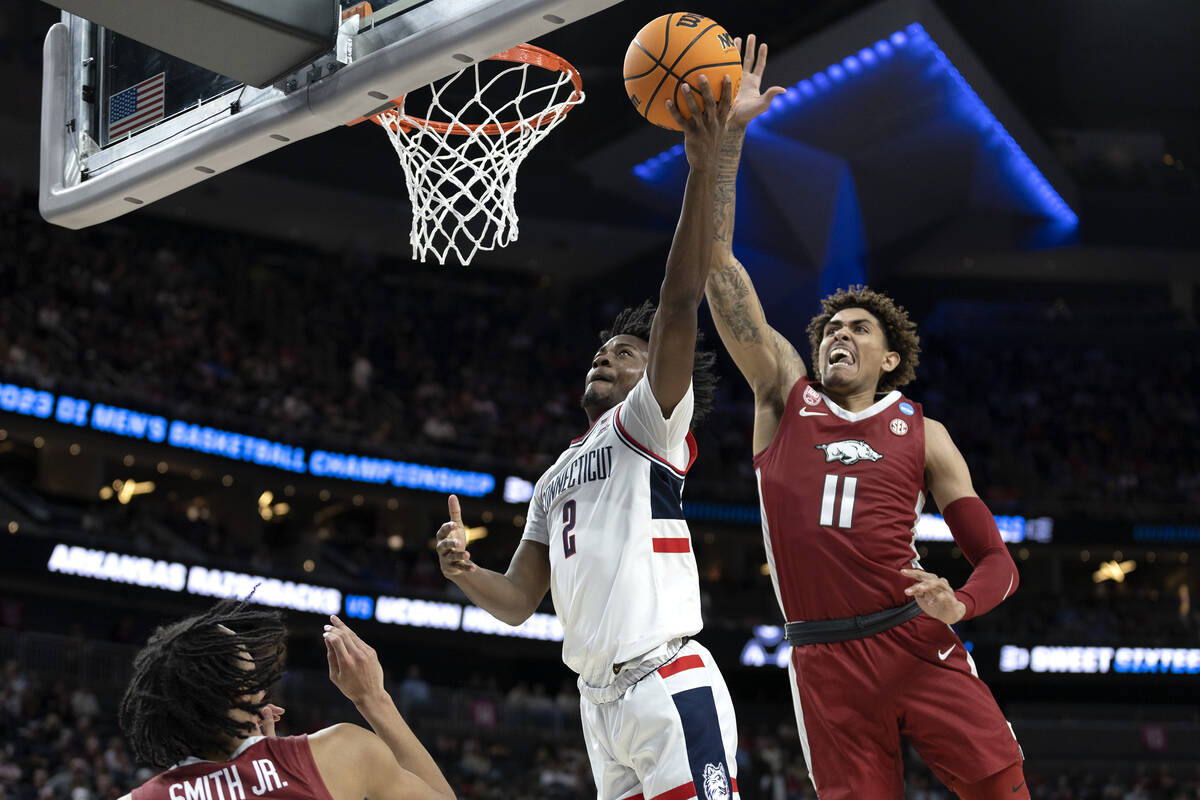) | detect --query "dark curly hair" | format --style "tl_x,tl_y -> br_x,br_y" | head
119,600 -> 286,768
599,300 -> 718,428
806,285 -> 920,393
